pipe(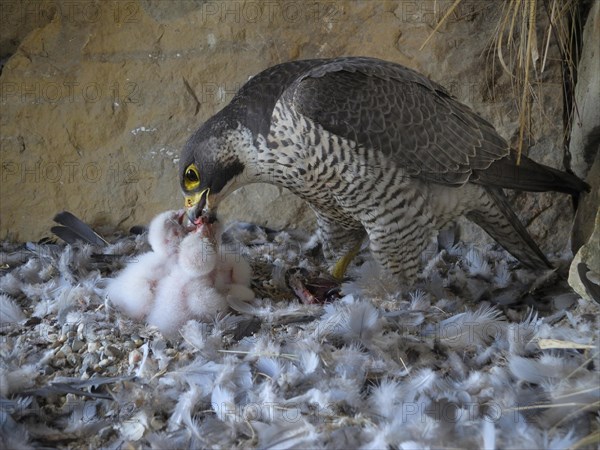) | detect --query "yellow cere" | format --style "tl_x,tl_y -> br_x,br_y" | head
184,188 -> 209,209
